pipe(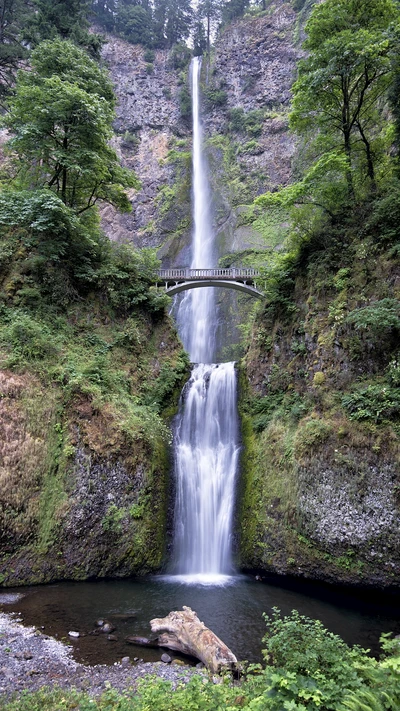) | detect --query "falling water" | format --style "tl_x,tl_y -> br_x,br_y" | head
171,57 -> 240,584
